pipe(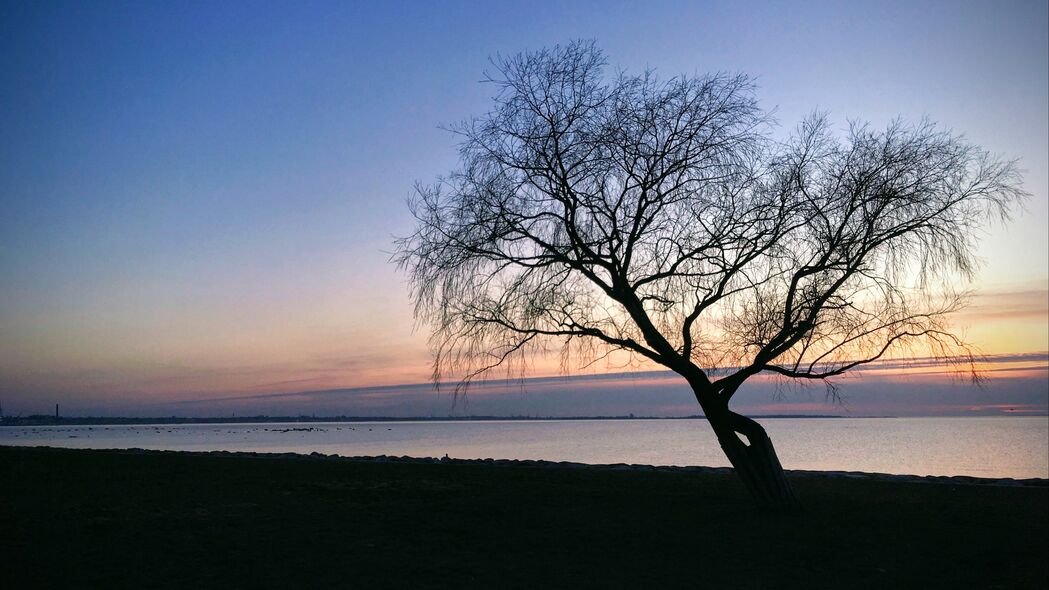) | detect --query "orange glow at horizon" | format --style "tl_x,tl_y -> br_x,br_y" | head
0,282 -> 1044,411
